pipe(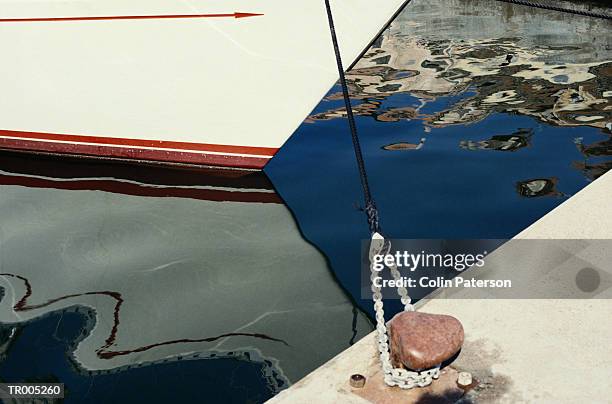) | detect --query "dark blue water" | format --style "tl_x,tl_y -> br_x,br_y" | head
266,88 -> 607,317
